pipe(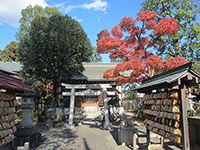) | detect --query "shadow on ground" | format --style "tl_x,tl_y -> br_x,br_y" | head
83,138 -> 92,150
80,117 -> 103,129
38,123 -> 78,150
